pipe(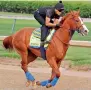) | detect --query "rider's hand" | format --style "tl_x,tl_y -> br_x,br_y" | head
55,23 -> 60,28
